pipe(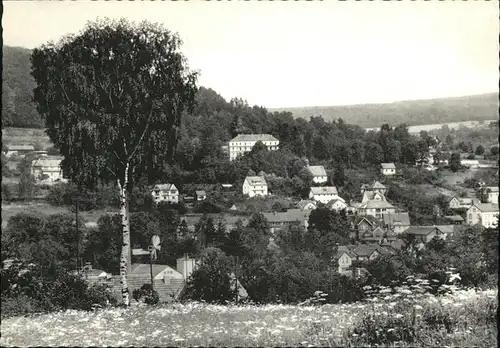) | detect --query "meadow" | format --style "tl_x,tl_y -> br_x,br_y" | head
1,202 -> 117,228
0,287 -> 496,347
